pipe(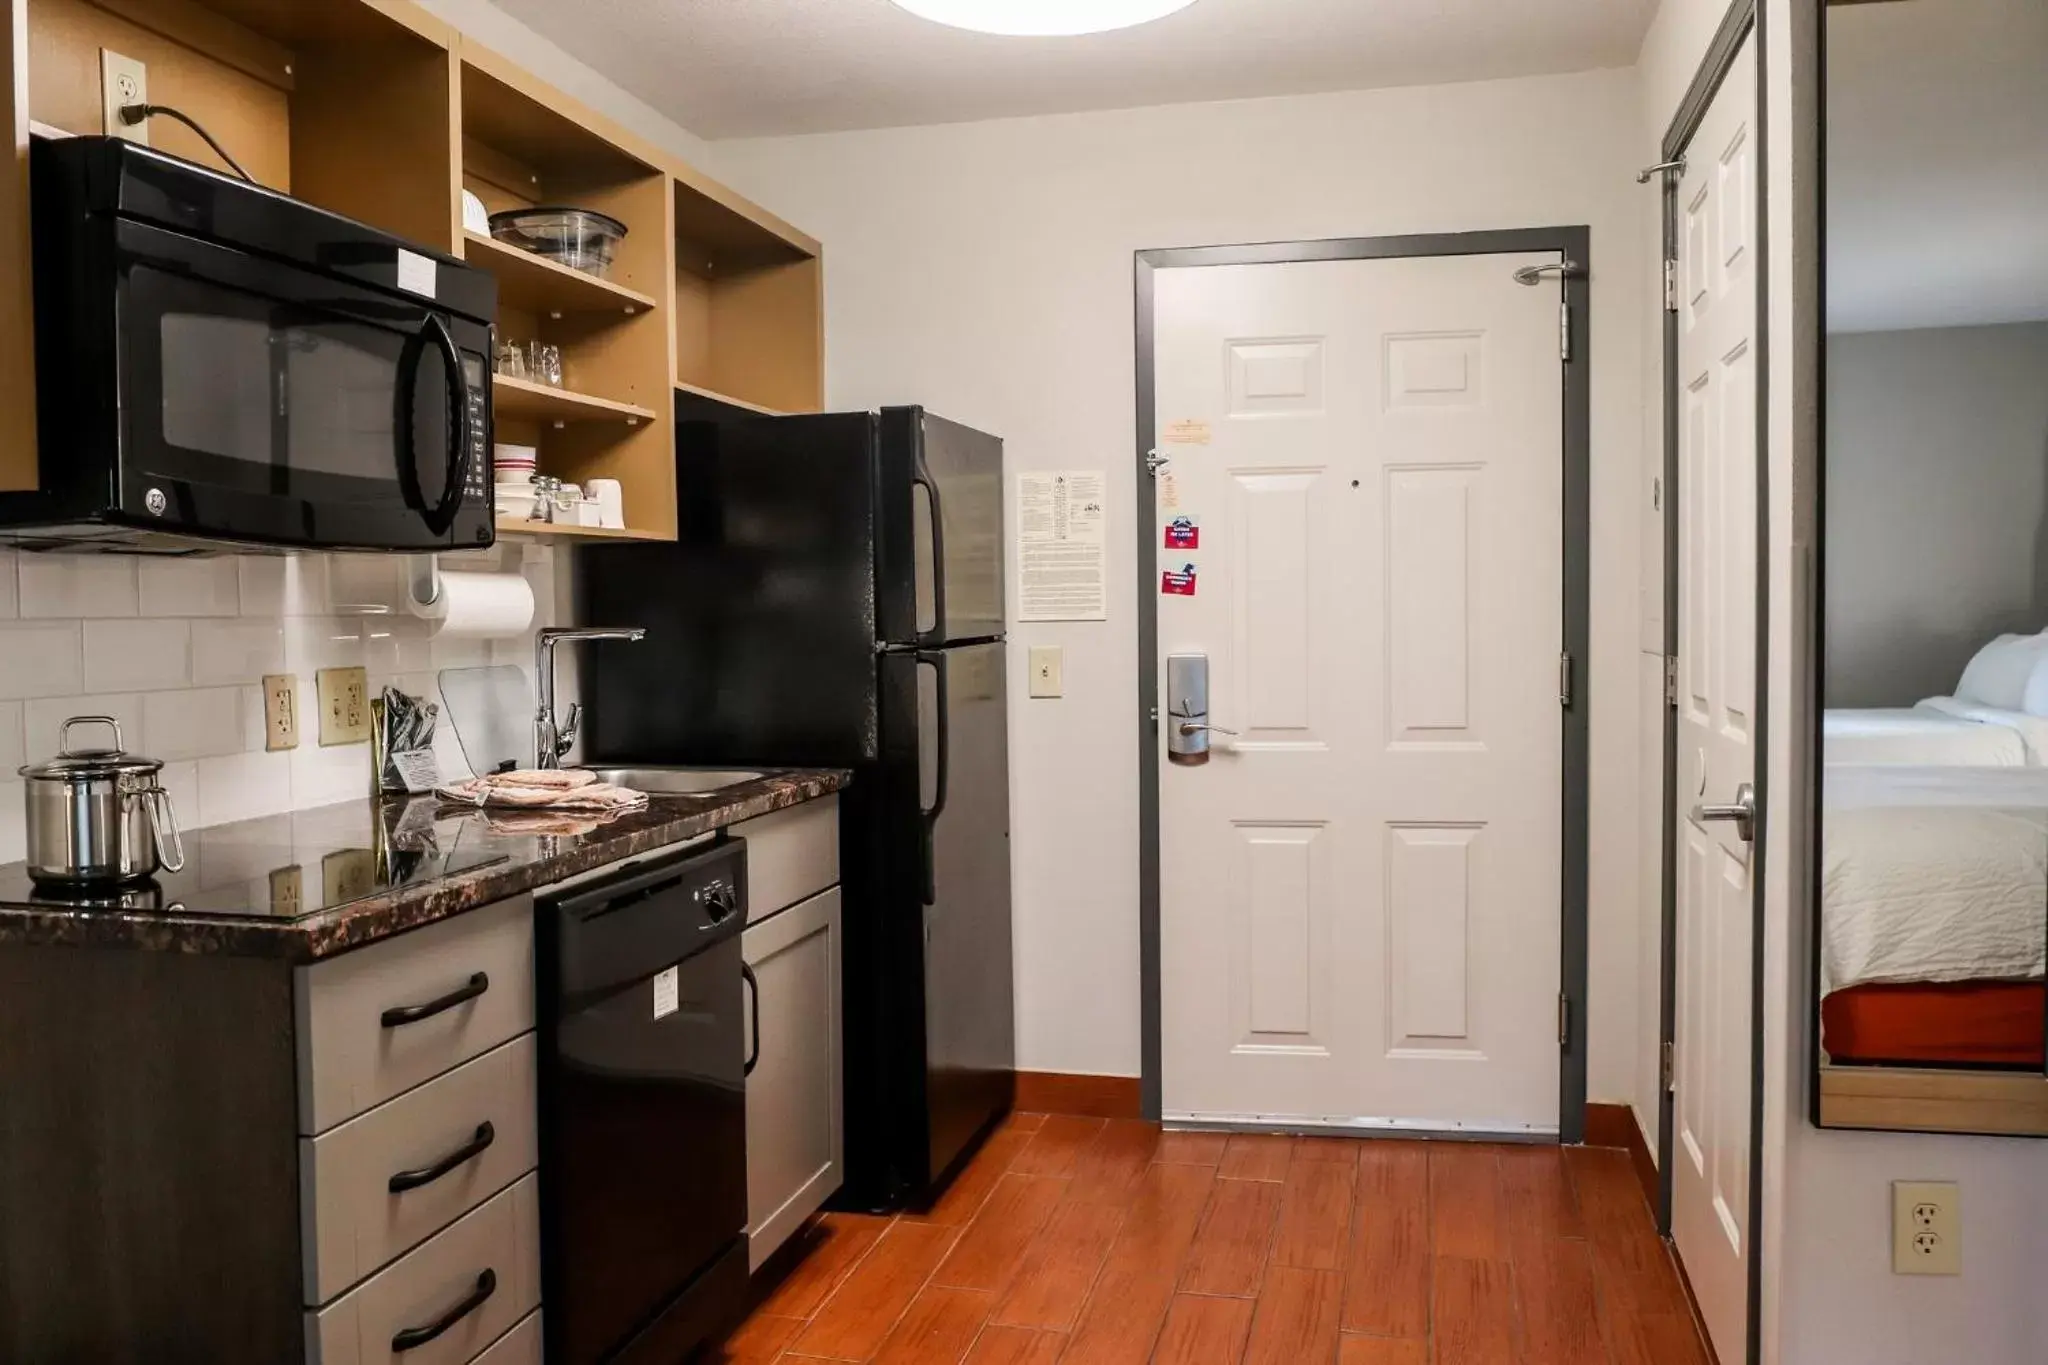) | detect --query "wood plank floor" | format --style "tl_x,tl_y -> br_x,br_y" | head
712,1115 -> 1711,1365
